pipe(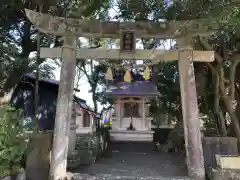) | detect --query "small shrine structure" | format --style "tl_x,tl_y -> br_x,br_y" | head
106,79 -> 158,142
10,73 -> 96,156
74,98 -> 97,135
